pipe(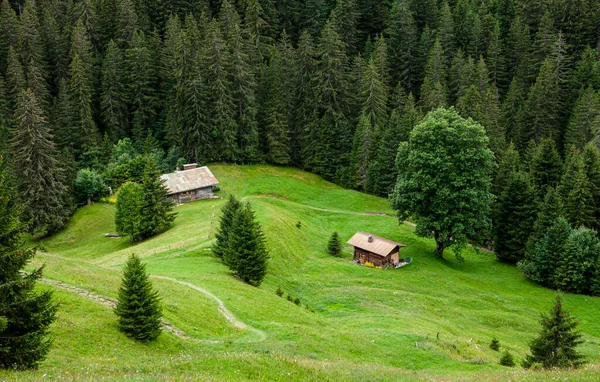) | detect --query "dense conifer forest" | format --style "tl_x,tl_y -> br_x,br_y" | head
2,0 -> 600,292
